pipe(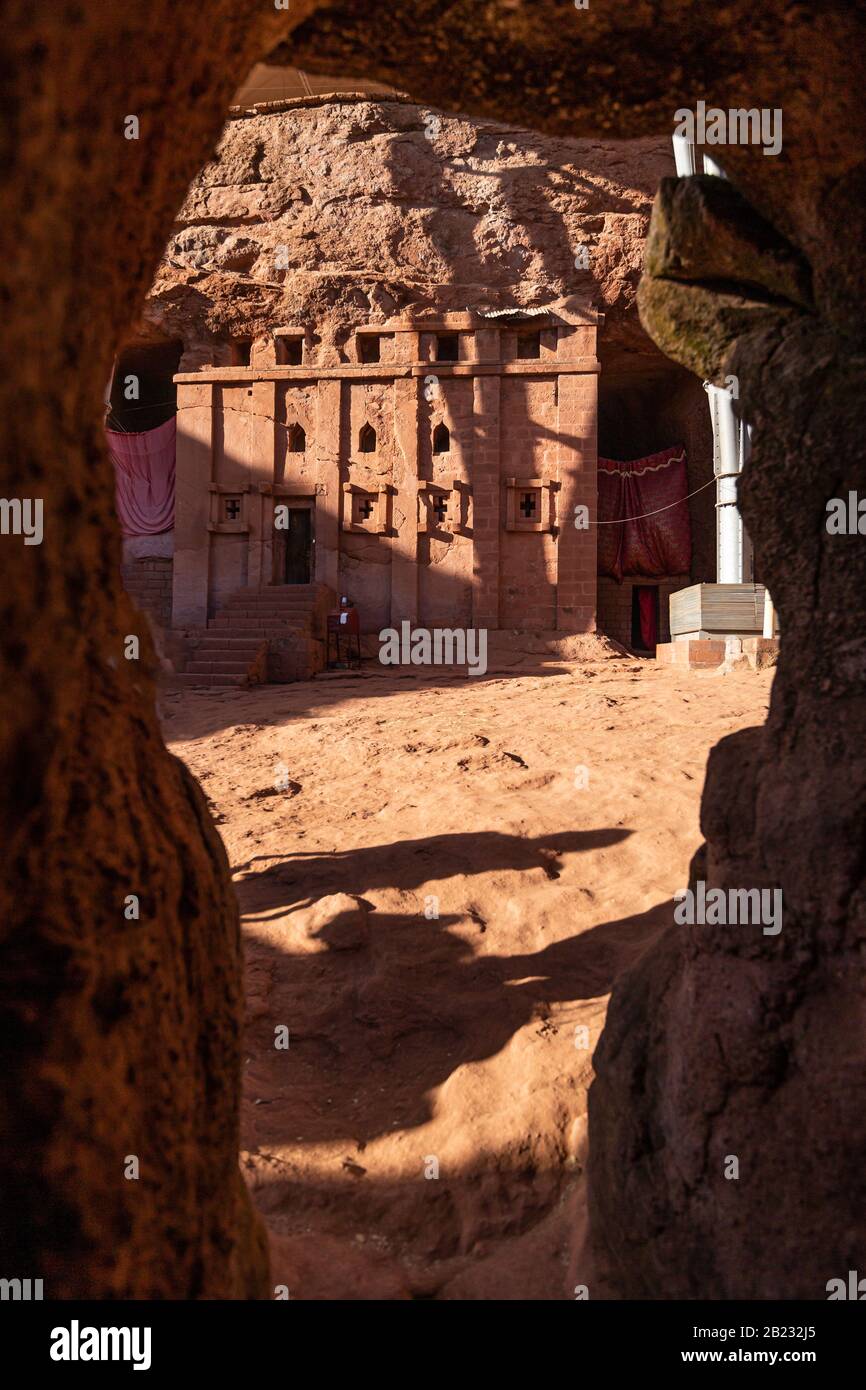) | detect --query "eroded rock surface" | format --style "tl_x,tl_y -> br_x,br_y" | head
0,0 -> 289,1300
144,96 -> 670,377
2,0 -> 865,1300
589,171 -> 866,1297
